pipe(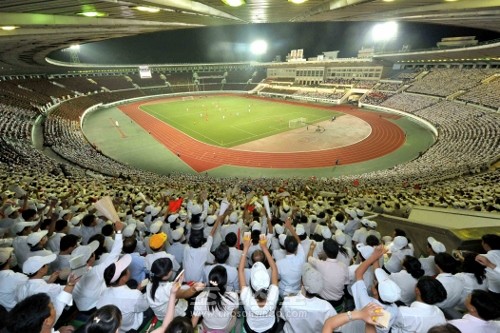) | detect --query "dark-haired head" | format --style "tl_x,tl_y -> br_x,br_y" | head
150,258 -> 173,301
77,305 -> 122,333
427,324 -> 462,333
89,234 -> 105,260
6,293 -> 53,333
467,289 -> 500,321
461,252 -> 486,285
60,234 -> 79,252
284,236 -> 298,254
403,256 -> 425,280
189,233 -> 204,248
82,214 -> 97,227
416,276 -> 447,305
434,252 -> 459,274
214,243 -> 230,264
207,265 -> 232,312
103,263 -> 129,287
365,235 -> 380,247
225,233 -> 237,247
323,239 -> 339,259
122,237 -> 138,254
481,234 -> 500,251
165,316 -> 194,333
